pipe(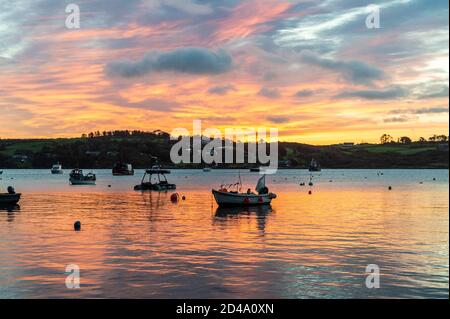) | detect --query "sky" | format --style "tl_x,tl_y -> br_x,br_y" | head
0,0 -> 448,144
